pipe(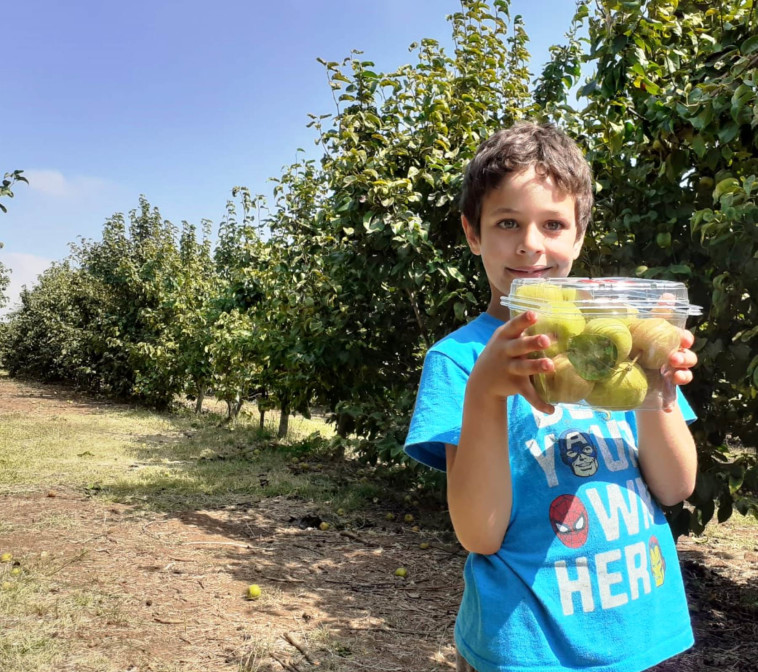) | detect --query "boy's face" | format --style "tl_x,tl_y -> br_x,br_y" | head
462,165 -> 584,320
